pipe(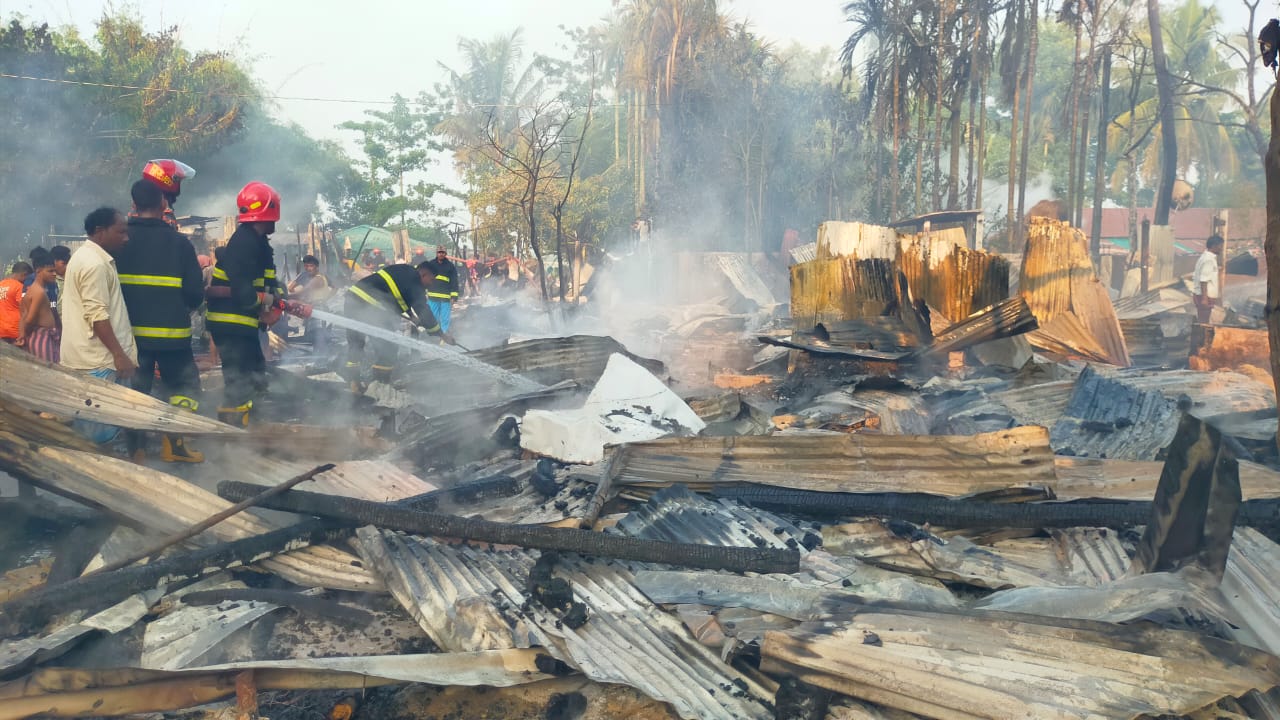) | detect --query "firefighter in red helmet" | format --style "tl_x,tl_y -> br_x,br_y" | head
205,181 -> 281,426
137,159 -> 195,229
